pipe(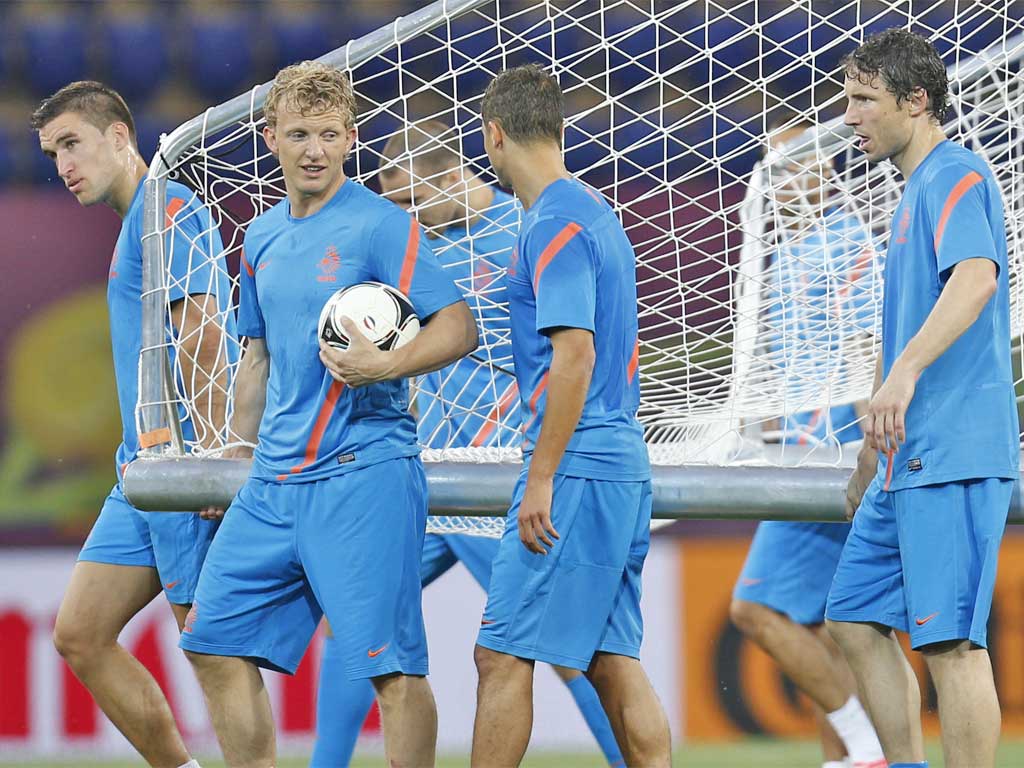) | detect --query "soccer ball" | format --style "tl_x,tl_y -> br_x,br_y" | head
318,281 -> 420,351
